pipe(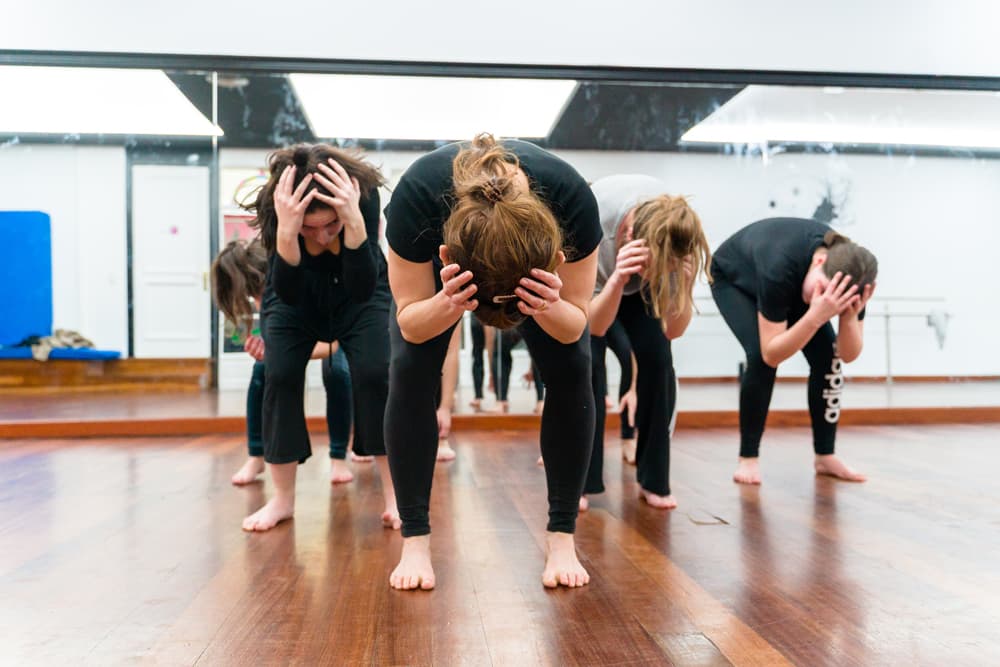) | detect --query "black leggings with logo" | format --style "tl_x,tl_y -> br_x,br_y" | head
710,279 -> 841,458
